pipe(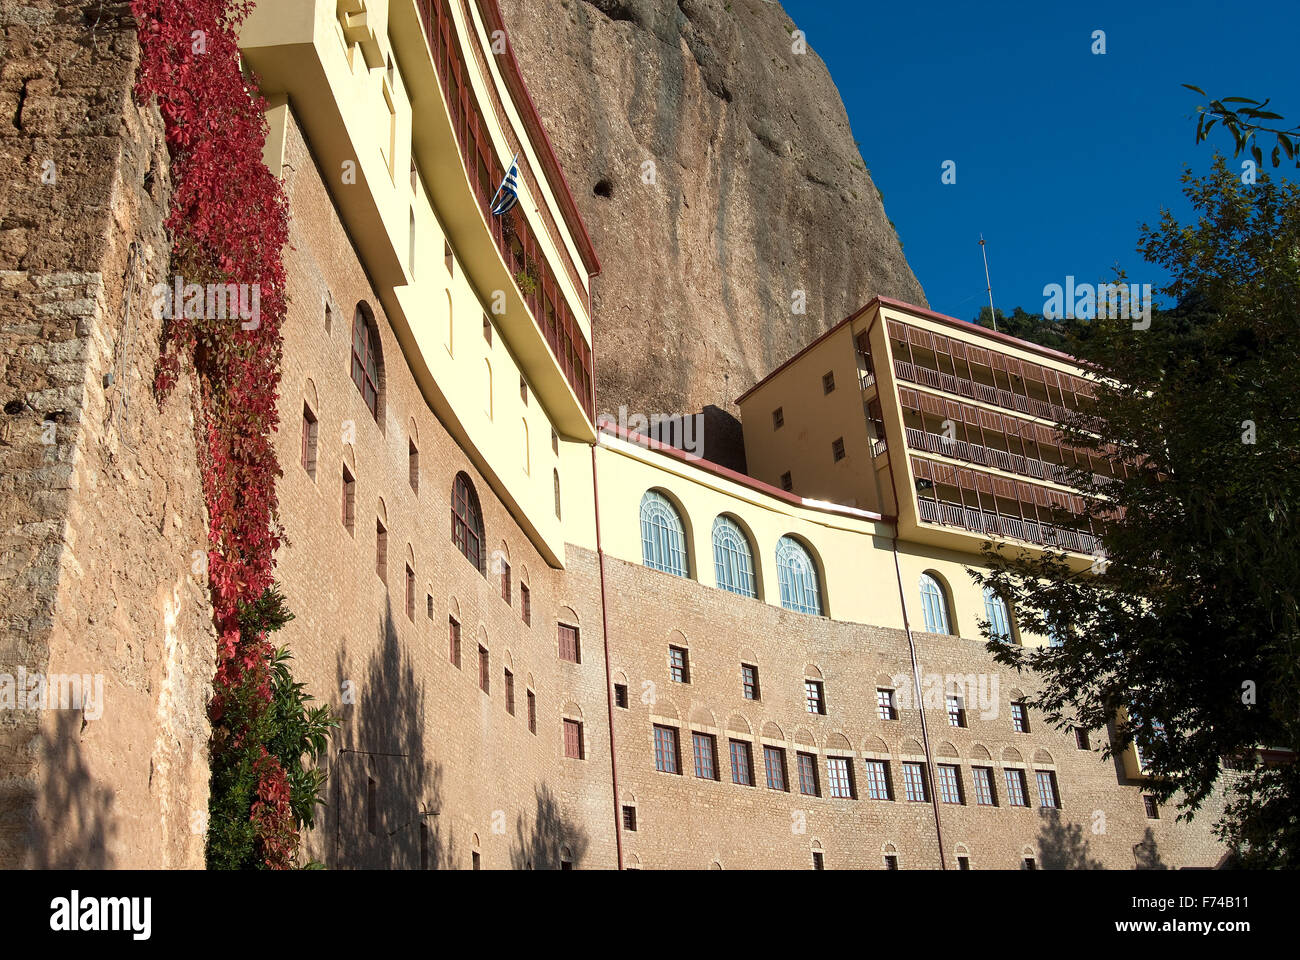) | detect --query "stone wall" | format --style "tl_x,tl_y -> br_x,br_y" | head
0,0 -> 213,868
